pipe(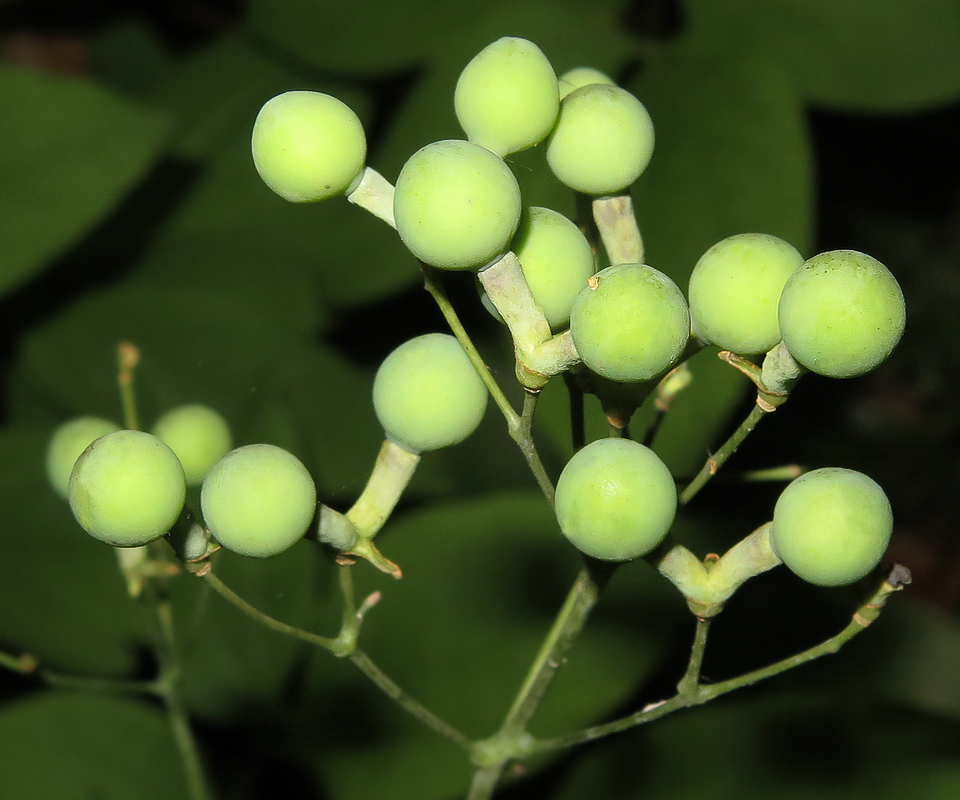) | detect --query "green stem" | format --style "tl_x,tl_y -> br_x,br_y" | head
592,194 -> 643,265
467,765 -> 507,800
146,584 -> 211,800
529,565 -> 909,754
676,617 -> 711,696
345,440 -> 421,538
117,341 -> 140,430
467,561 -> 617,797
421,265 -> 556,504
202,568 -> 467,746
349,650 -> 472,749
503,563 -> 611,728
517,389 -> 556,506
679,402 -> 769,505
345,167 -> 396,228
202,570 -> 339,652
421,266 -> 519,429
